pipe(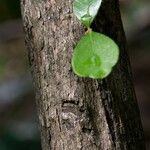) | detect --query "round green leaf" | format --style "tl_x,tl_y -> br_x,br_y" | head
72,31 -> 119,79
73,0 -> 102,27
